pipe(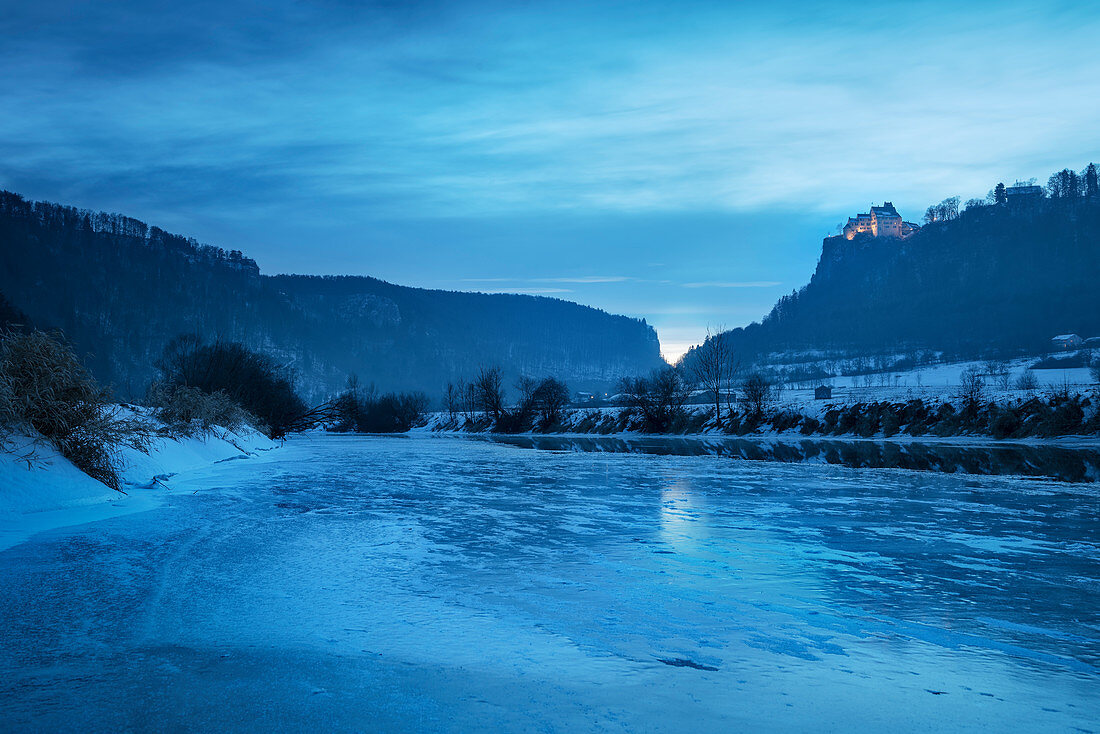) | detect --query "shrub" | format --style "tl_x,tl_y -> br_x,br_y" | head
492,375 -> 572,433
739,374 -> 774,419
770,410 -> 801,433
0,330 -> 151,490
853,403 -> 882,437
332,387 -> 429,433
473,366 -> 505,419
800,417 -> 821,435
531,377 -> 570,429
881,409 -> 901,438
619,367 -> 691,433
156,335 -> 307,438
1015,371 -> 1039,391
148,382 -> 257,436
1037,397 -> 1084,436
958,367 -> 985,419
989,407 -> 1021,439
